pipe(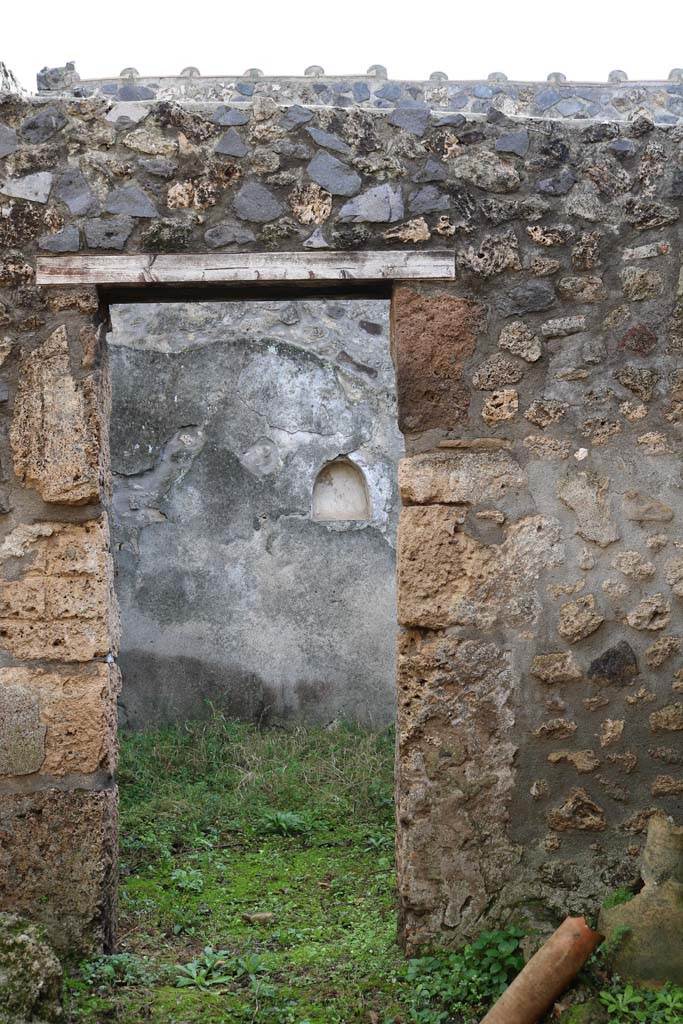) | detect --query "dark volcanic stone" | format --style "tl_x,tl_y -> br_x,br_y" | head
497,280 -> 555,317
117,84 -> 156,101
435,113 -> 467,128
280,104 -> 314,129
20,107 -> 68,144
84,215 -> 134,249
671,169 -> 683,199
408,185 -> 449,214
104,184 -> 157,218
0,123 -> 18,159
537,167 -> 577,195
609,138 -> 637,159
38,224 -> 80,252
535,88 -> 561,111
412,156 -> 447,183
387,101 -> 430,136
305,127 -> 351,155
307,152 -> 361,197
588,641 -> 639,686
53,168 -> 98,215
232,181 -> 284,222
581,123 -> 619,143
204,220 -> 256,247
210,106 -> 250,126
139,156 -> 177,178
215,128 -> 248,158
495,130 -> 529,157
